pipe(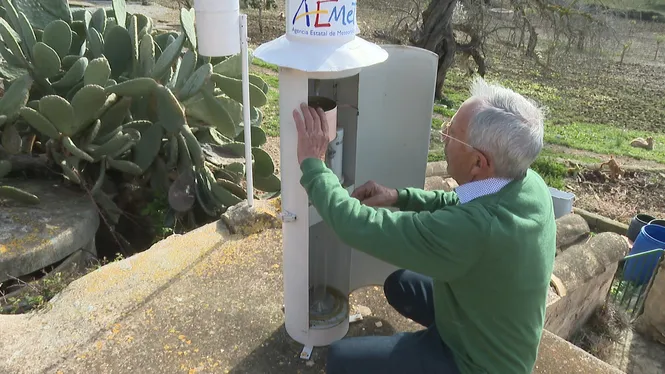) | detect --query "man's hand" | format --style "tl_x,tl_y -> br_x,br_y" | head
293,103 -> 330,165
351,181 -> 398,207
